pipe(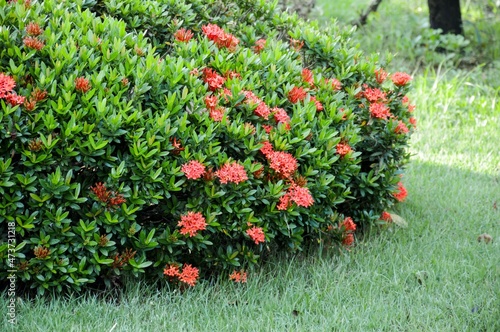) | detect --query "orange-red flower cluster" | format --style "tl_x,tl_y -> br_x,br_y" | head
90,182 -> 126,208
302,68 -> 314,87
254,101 -> 271,119
336,142 -> 352,157
203,68 -> 226,91
178,211 -> 207,237
174,28 -> 194,42
215,162 -> 248,184
26,22 -> 43,36
342,217 -> 357,232
393,182 -> 408,202
363,87 -> 387,103
328,78 -> 342,91
277,183 -> 314,210
229,270 -> 248,283
391,72 -> 412,86
380,211 -> 392,222
23,37 -> 44,50
246,226 -> 265,244
374,68 -> 388,84
409,117 -> 417,128
395,120 -> 409,134
181,160 -> 206,180
260,140 -> 274,158
163,263 -> 199,287
75,77 -> 91,93
177,211 -> 207,237
268,151 -> 298,178
272,107 -> 291,129
310,96 -> 324,111
202,23 -> 239,51
369,102 -> 391,119
253,39 -> 267,53
0,73 -> 15,99
289,38 -> 304,51
288,86 -> 307,103
341,216 -> 356,246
